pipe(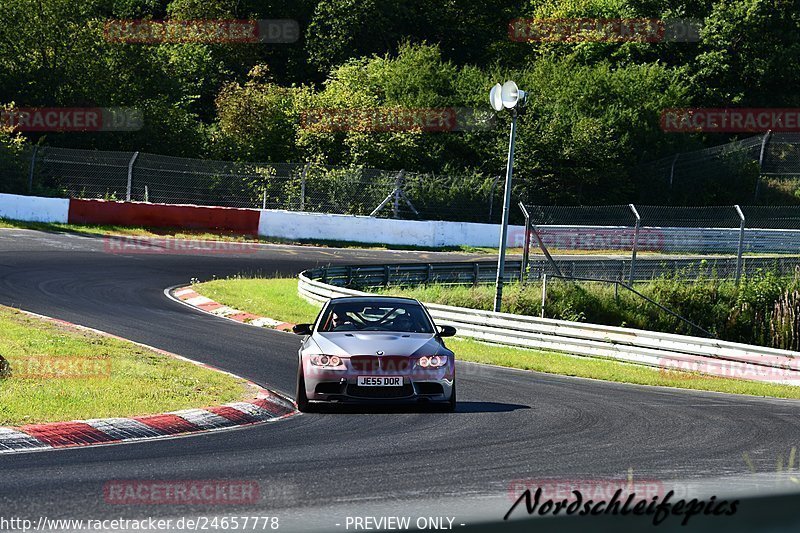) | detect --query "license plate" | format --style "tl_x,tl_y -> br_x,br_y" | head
357,376 -> 403,387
